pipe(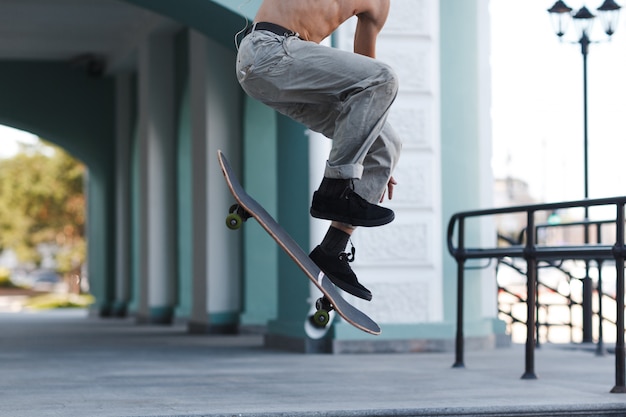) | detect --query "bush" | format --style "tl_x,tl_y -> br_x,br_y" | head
24,293 -> 95,310
0,267 -> 15,288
